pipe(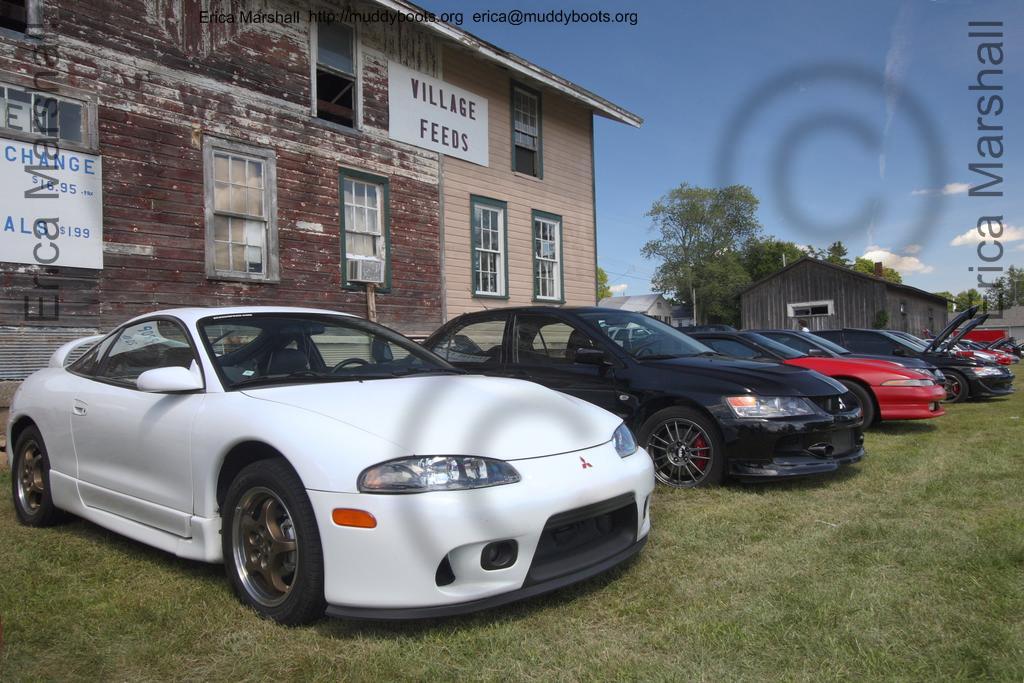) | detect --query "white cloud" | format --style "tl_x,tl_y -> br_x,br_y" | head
911,182 -> 971,196
903,244 -> 922,254
950,223 -> 1024,246
862,245 -> 934,274
609,283 -> 628,295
